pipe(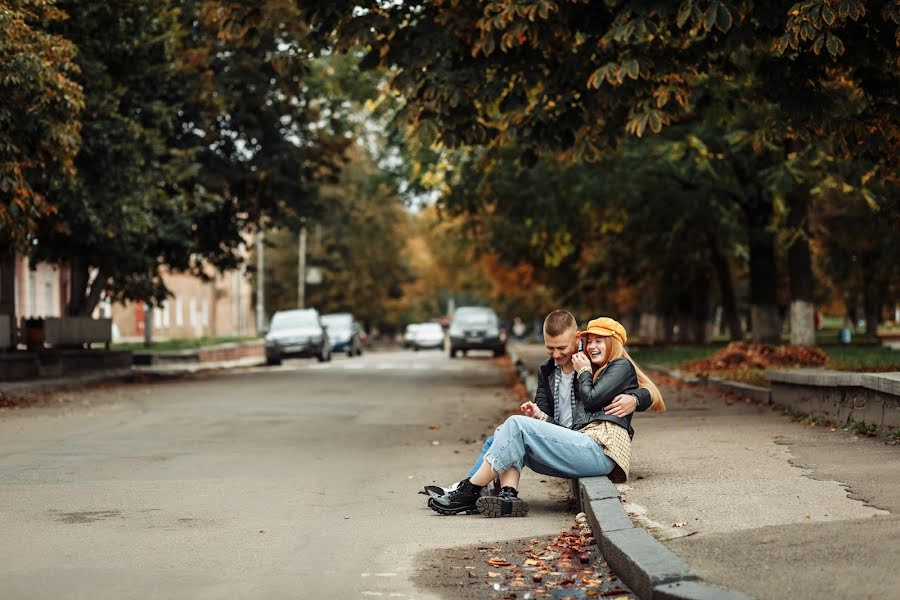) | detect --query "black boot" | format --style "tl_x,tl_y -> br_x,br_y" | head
476,486 -> 529,517
427,478 -> 483,515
